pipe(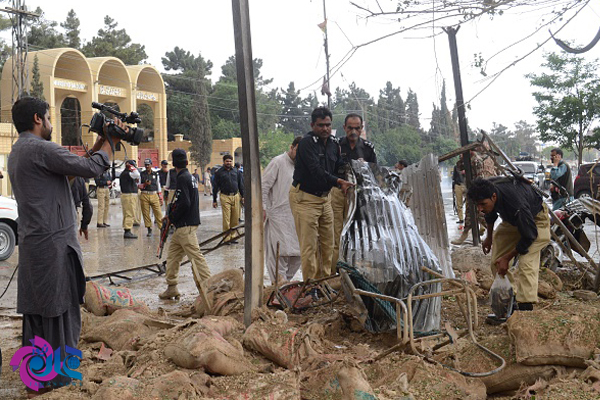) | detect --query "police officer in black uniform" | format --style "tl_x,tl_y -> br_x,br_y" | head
330,113 -> 377,272
158,160 -> 169,209
139,158 -> 163,236
212,154 -> 244,243
290,107 -> 354,282
120,160 -> 140,238
159,149 -> 211,299
94,170 -> 111,227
